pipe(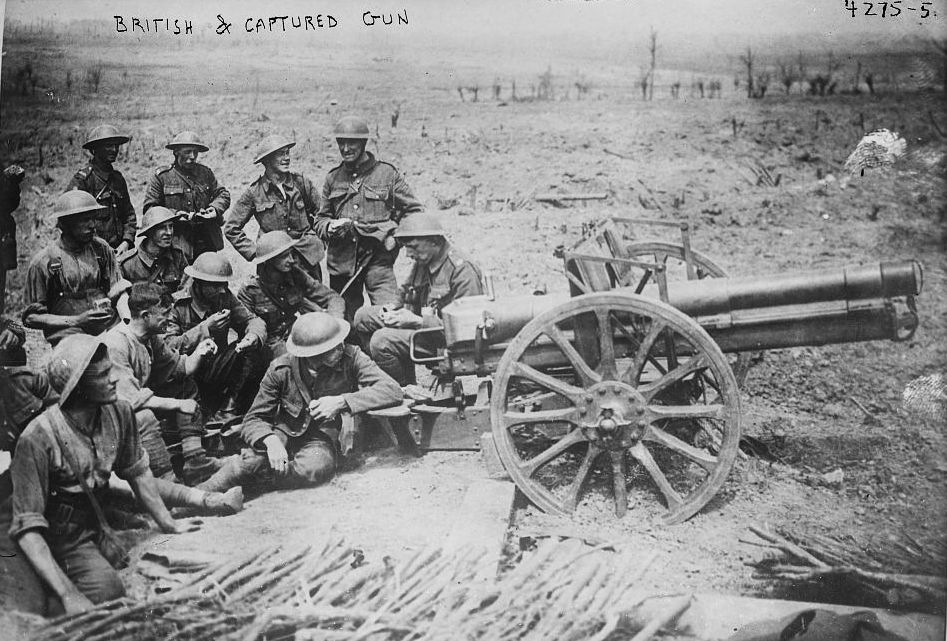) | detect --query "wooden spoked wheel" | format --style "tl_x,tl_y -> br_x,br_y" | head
490,293 -> 742,524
